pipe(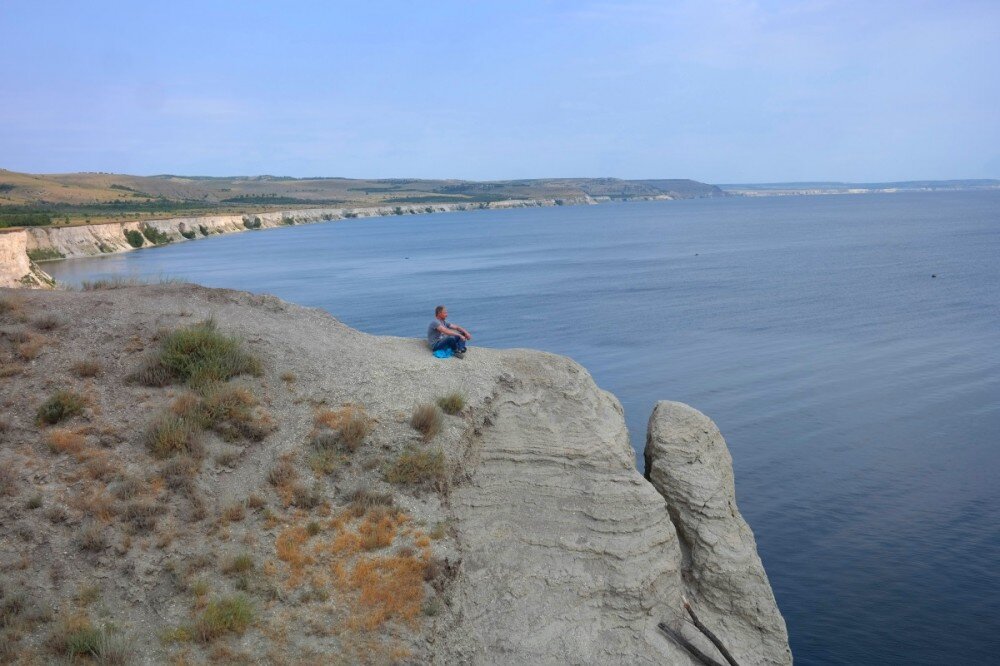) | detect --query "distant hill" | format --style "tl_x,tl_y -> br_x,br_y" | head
720,179 -> 1000,195
0,170 -> 724,227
